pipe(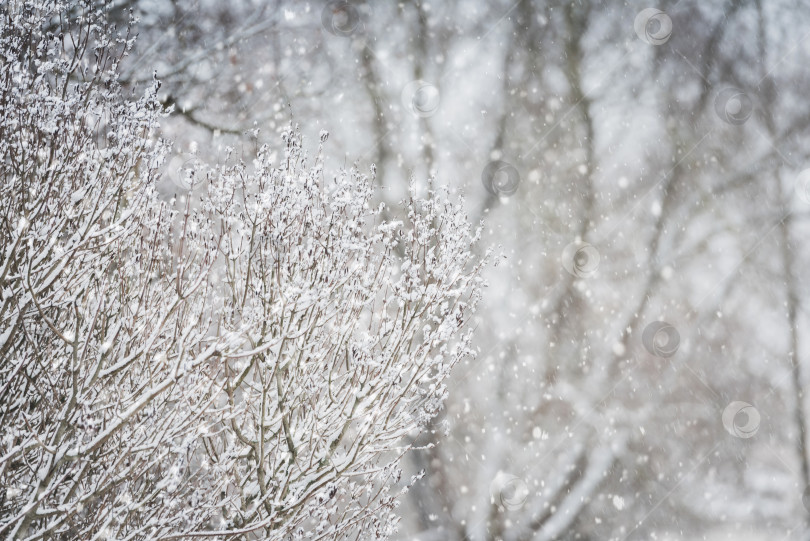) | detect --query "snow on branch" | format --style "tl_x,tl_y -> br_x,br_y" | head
0,2 -> 487,539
